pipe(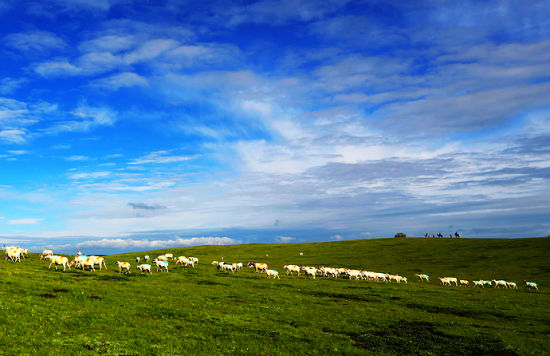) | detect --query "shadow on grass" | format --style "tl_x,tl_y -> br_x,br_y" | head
301,290 -> 381,302
406,303 -> 517,321
349,320 -> 518,355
